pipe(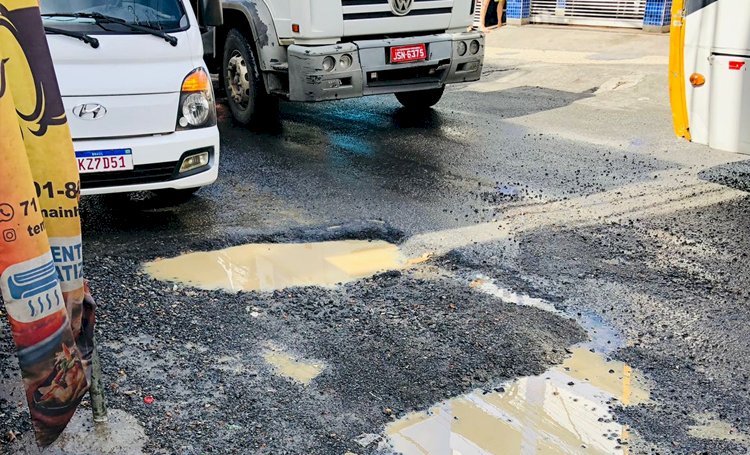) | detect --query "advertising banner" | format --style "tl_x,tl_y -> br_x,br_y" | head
0,0 -> 95,446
